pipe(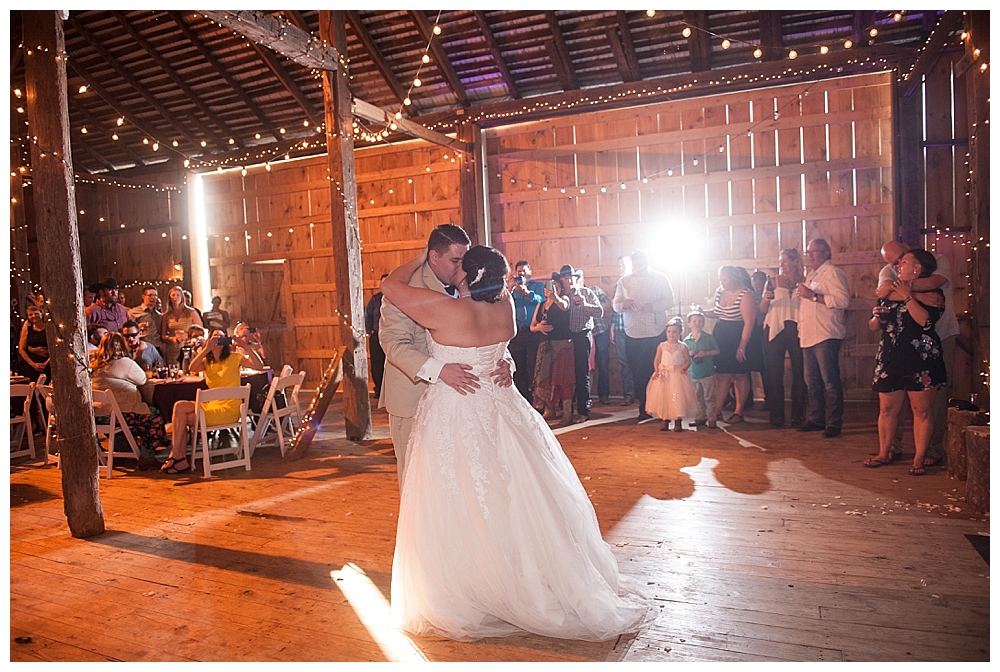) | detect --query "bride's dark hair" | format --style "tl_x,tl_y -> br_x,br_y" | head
462,245 -> 509,303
